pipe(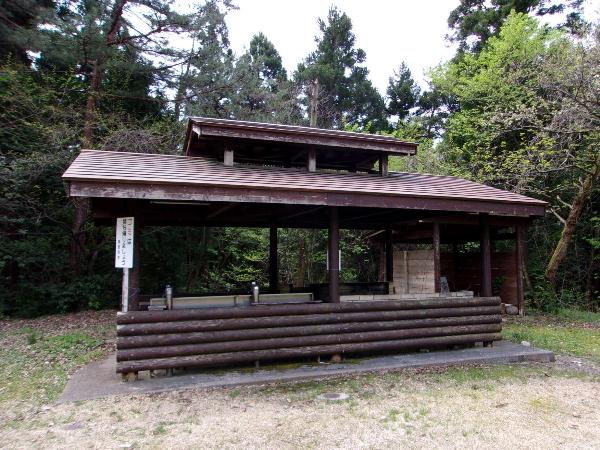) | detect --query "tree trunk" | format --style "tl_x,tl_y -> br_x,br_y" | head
545,153 -> 600,287
82,0 -> 127,147
83,61 -> 102,148
309,79 -> 319,128
69,197 -> 89,275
